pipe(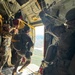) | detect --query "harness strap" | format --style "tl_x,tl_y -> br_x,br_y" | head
12,44 -> 24,57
